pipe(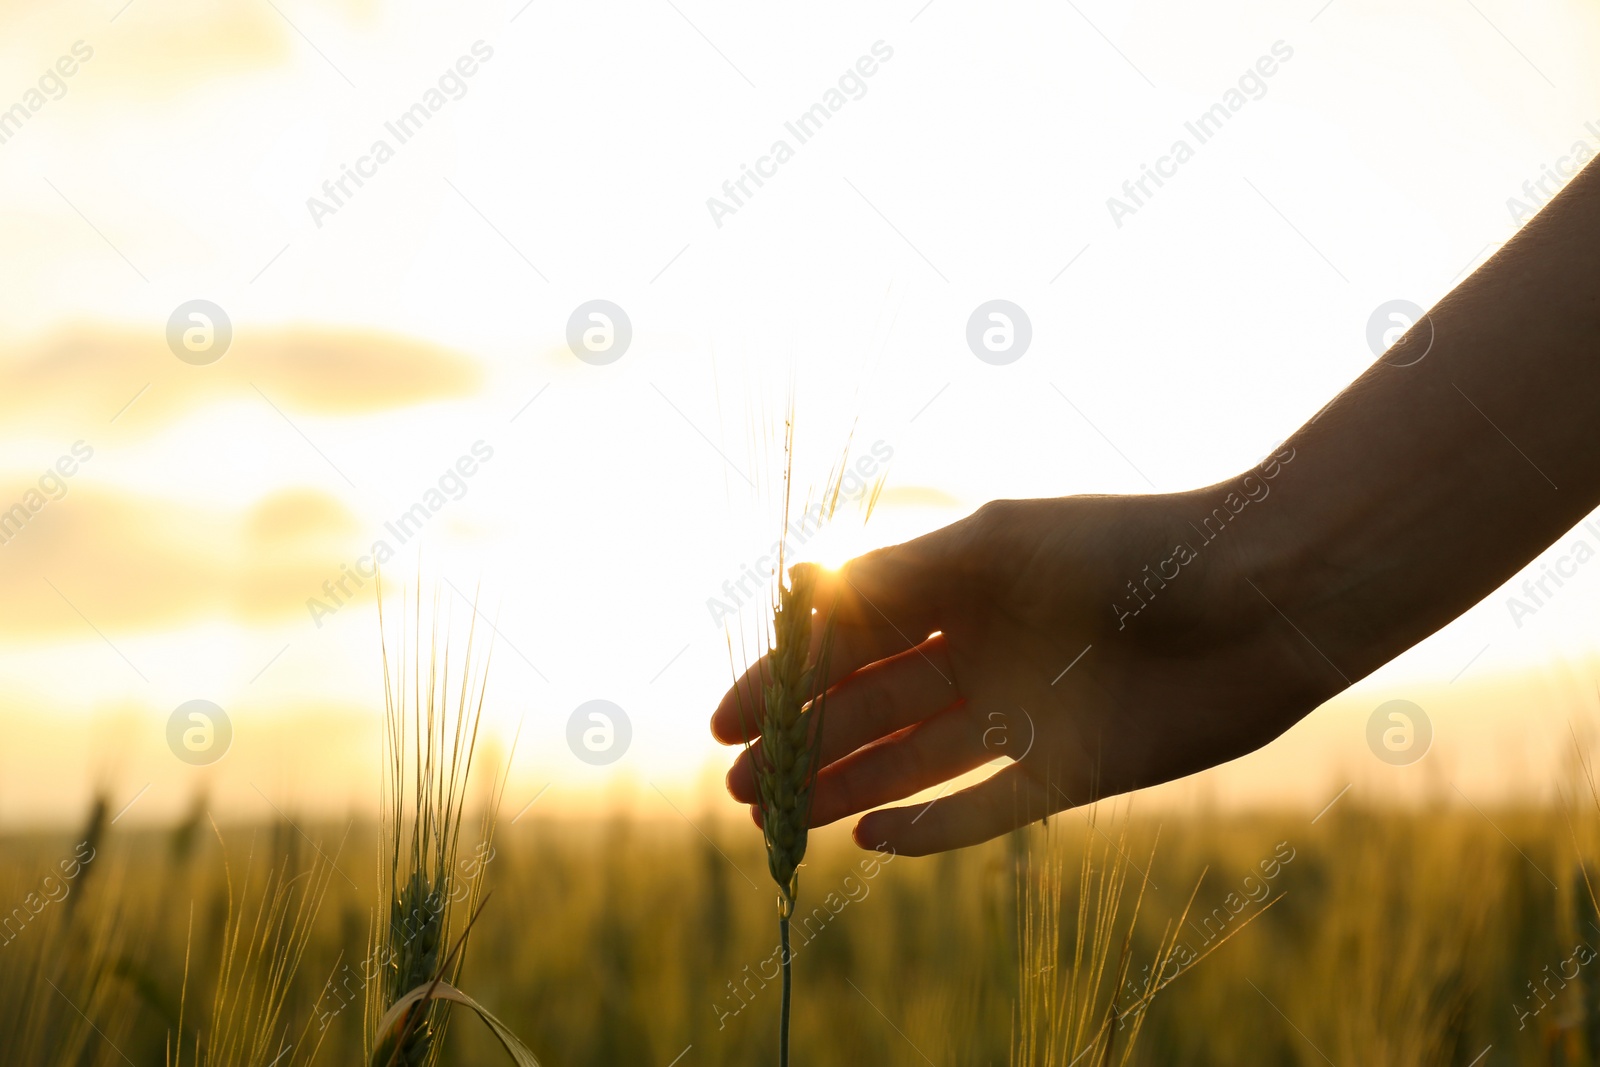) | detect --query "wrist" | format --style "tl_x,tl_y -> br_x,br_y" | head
1173,447 -> 1359,703
1224,437 -> 1413,696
